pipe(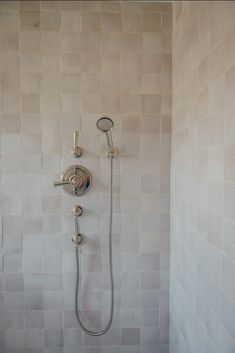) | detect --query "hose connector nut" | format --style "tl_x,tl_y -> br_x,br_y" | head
71,233 -> 84,247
